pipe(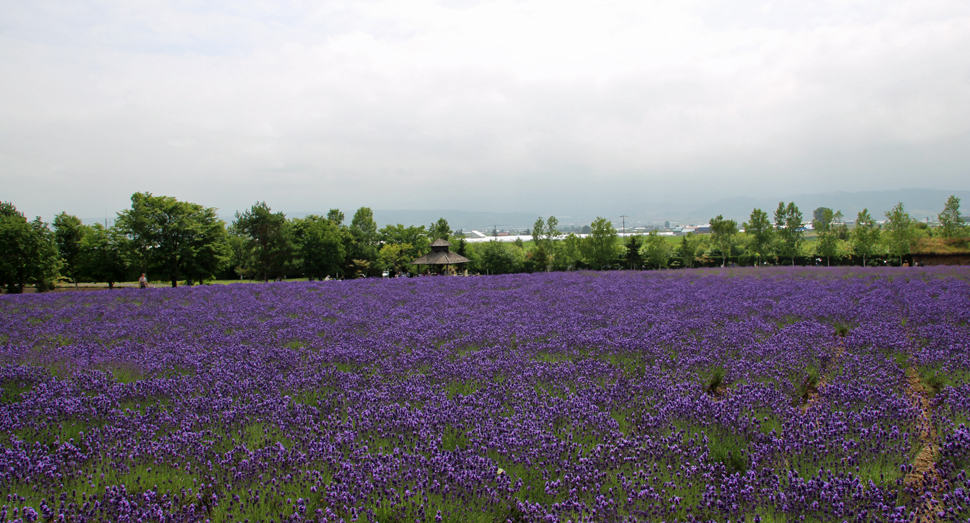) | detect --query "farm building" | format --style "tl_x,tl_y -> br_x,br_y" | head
911,237 -> 970,266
